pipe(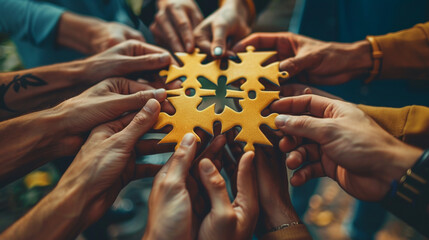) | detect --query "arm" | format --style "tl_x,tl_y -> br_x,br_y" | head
57,12 -> 145,54
0,40 -> 172,119
1,99 -> 164,239
358,105 -> 429,149
0,78 -> 166,186
374,22 -> 429,80
0,0 -> 64,47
